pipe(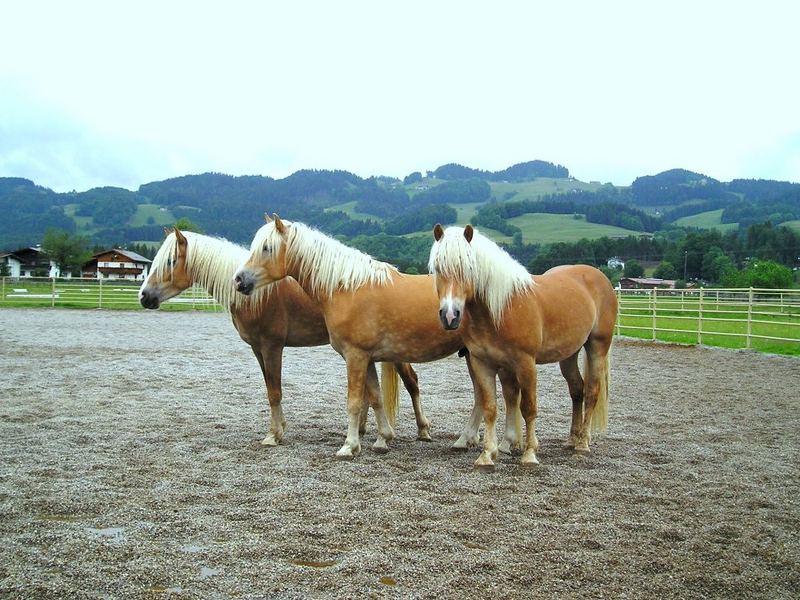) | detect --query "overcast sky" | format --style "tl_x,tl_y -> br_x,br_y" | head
1,1 -> 798,192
